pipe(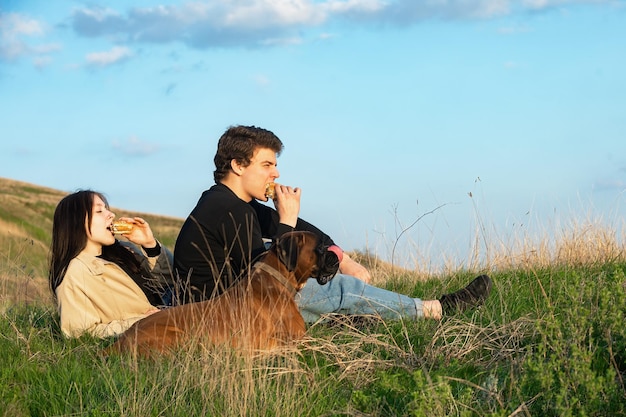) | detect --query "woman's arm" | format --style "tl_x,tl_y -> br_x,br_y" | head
149,245 -> 175,285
